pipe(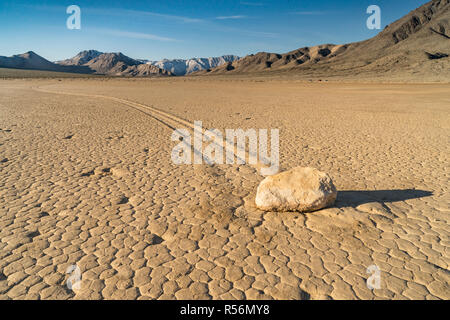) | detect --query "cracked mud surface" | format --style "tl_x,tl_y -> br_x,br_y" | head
0,78 -> 448,300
